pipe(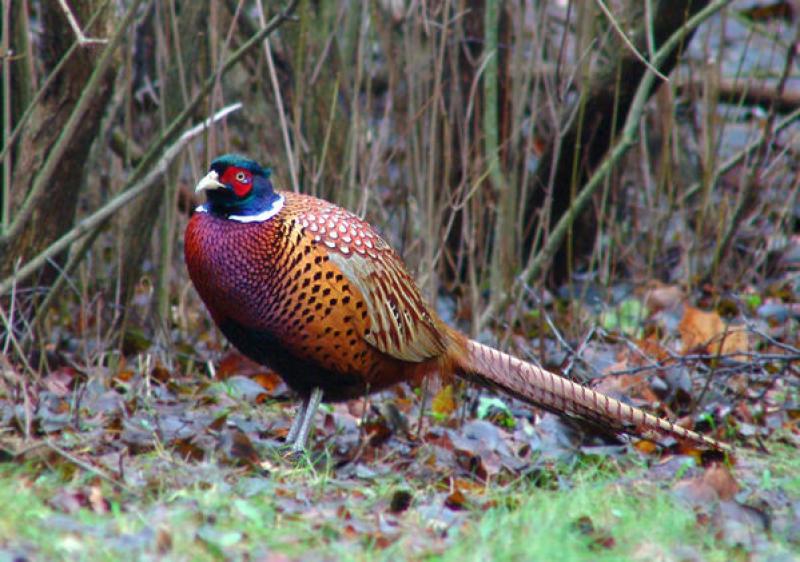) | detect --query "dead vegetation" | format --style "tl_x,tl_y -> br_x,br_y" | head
0,0 -> 798,558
